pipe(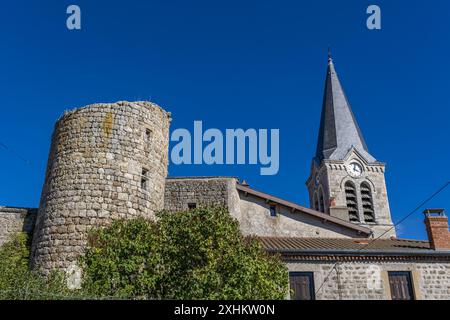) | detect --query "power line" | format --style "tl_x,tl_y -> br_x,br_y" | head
314,180 -> 450,297
0,141 -> 33,166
